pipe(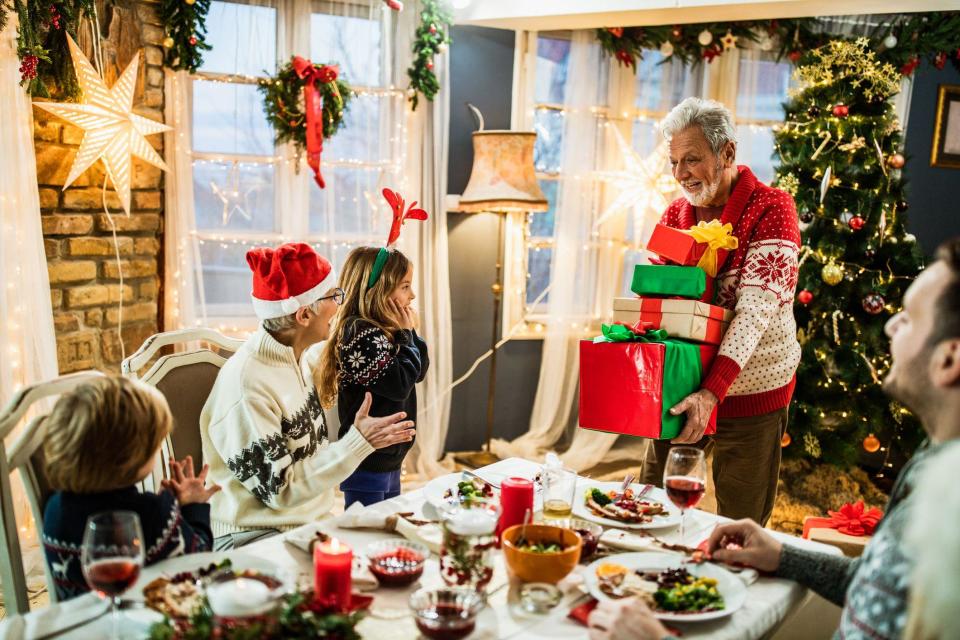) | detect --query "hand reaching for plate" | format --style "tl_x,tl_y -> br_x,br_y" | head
588,597 -> 672,640
707,519 -> 783,573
